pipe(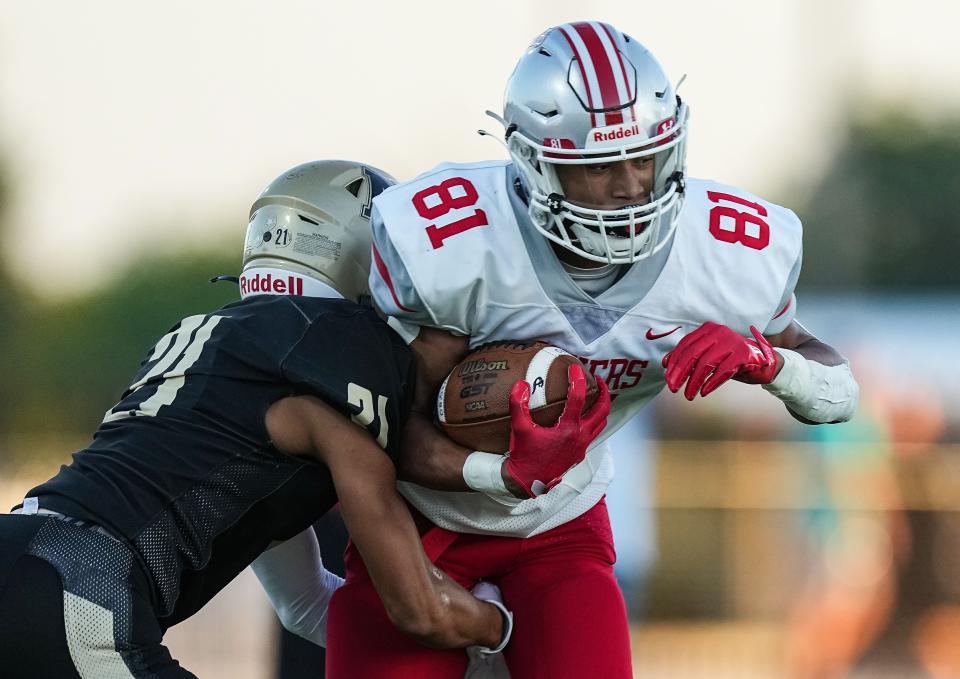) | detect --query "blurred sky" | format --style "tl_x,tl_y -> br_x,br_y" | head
2,0 -> 960,297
